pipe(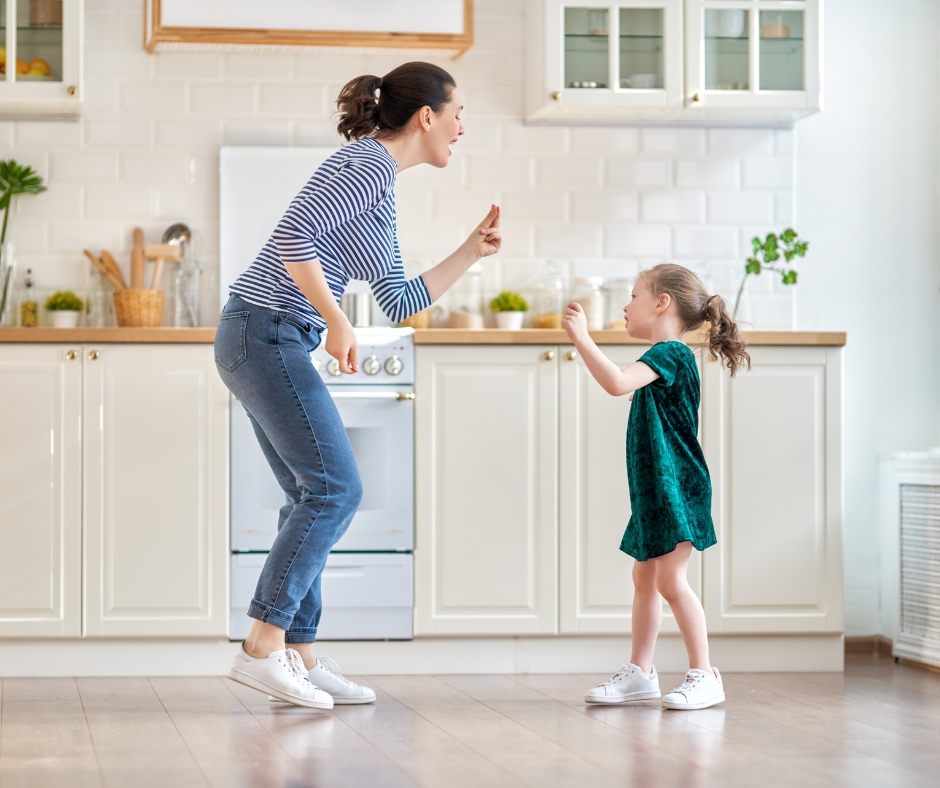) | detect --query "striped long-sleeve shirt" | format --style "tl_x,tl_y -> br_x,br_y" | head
229,138 -> 431,331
